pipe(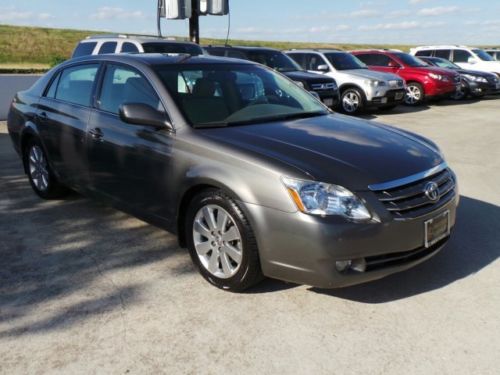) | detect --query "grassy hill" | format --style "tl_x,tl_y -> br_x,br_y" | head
1,24 -> 497,73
